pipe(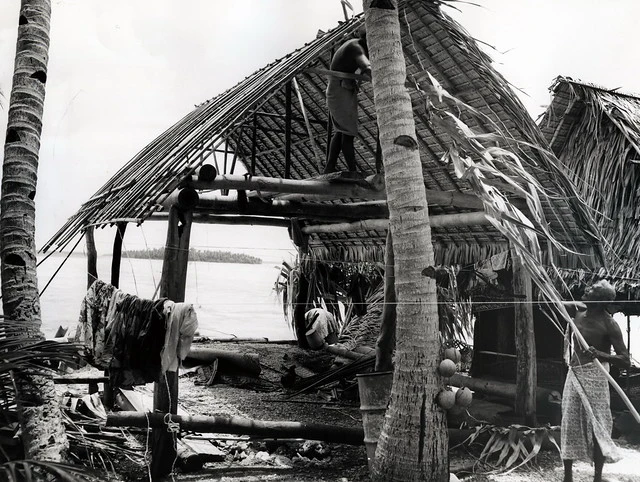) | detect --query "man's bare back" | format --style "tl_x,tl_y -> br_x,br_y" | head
330,38 -> 371,75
